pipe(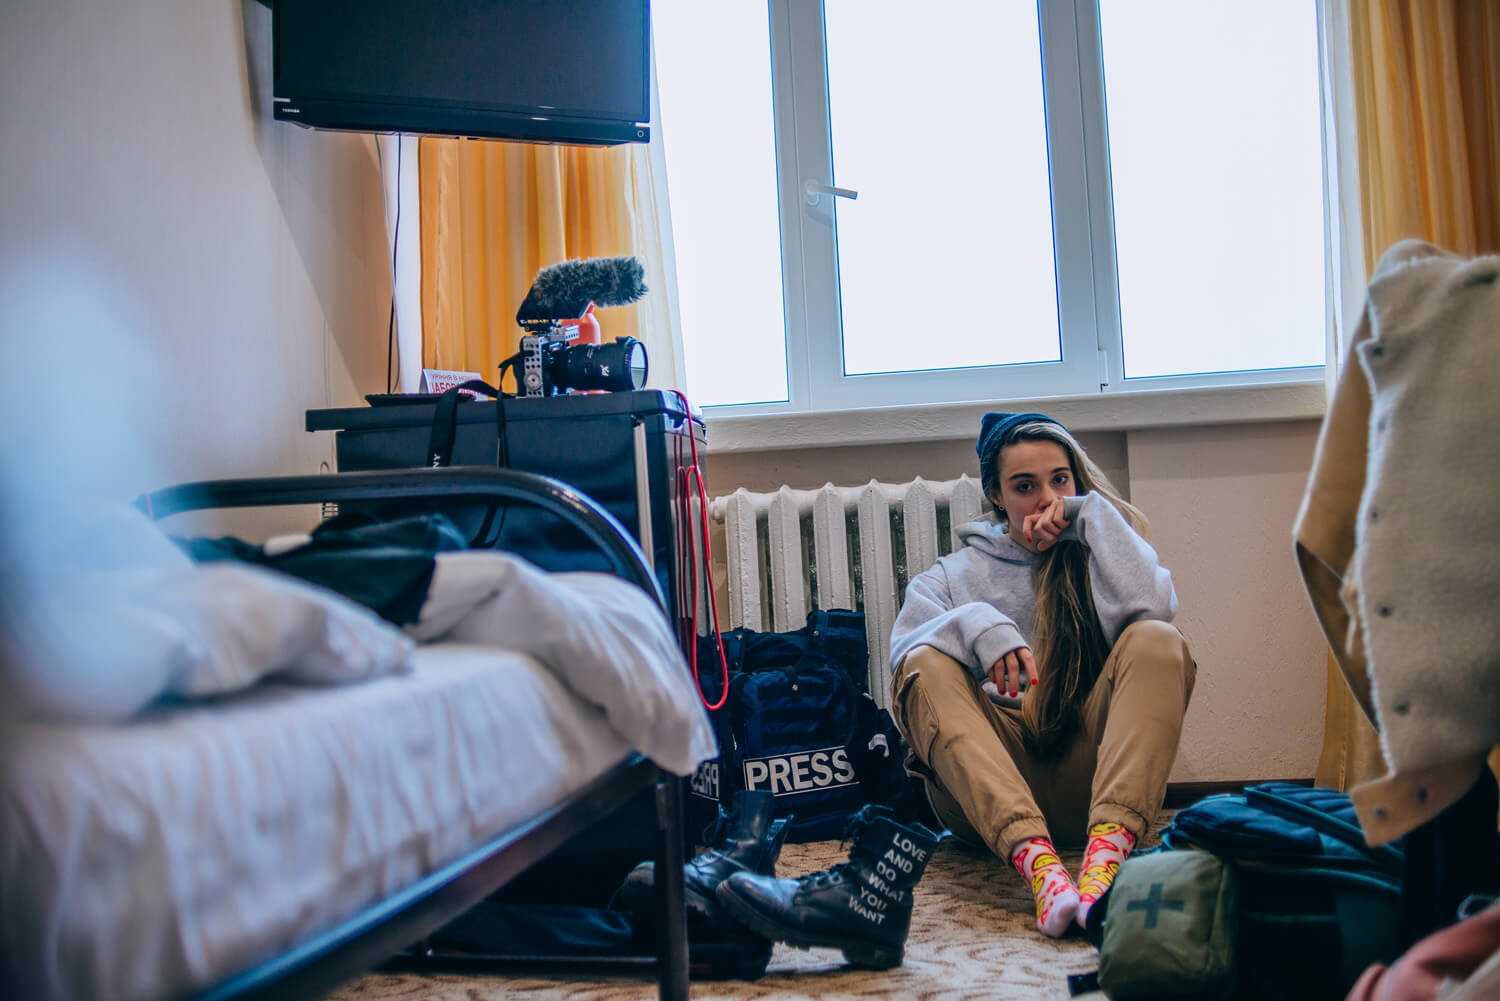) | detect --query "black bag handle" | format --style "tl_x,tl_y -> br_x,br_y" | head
425,380 -> 501,468
1243,784 -> 1404,874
